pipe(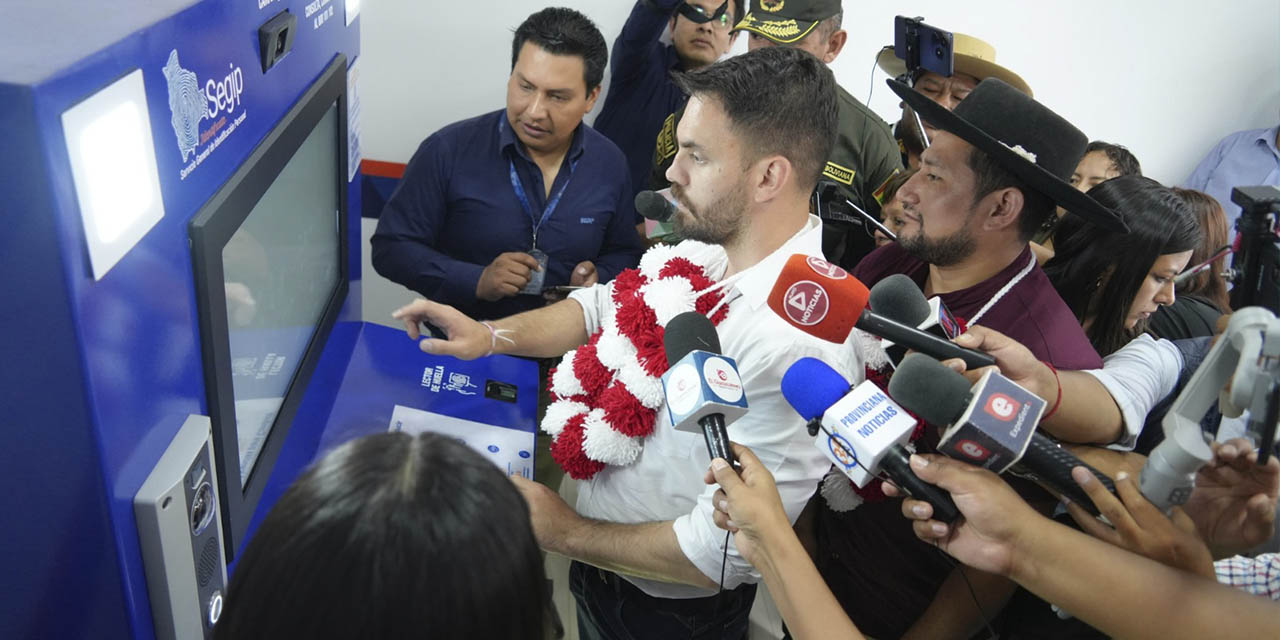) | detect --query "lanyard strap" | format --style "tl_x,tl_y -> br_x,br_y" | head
968,251 -> 1037,326
508,153 -> 578,248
